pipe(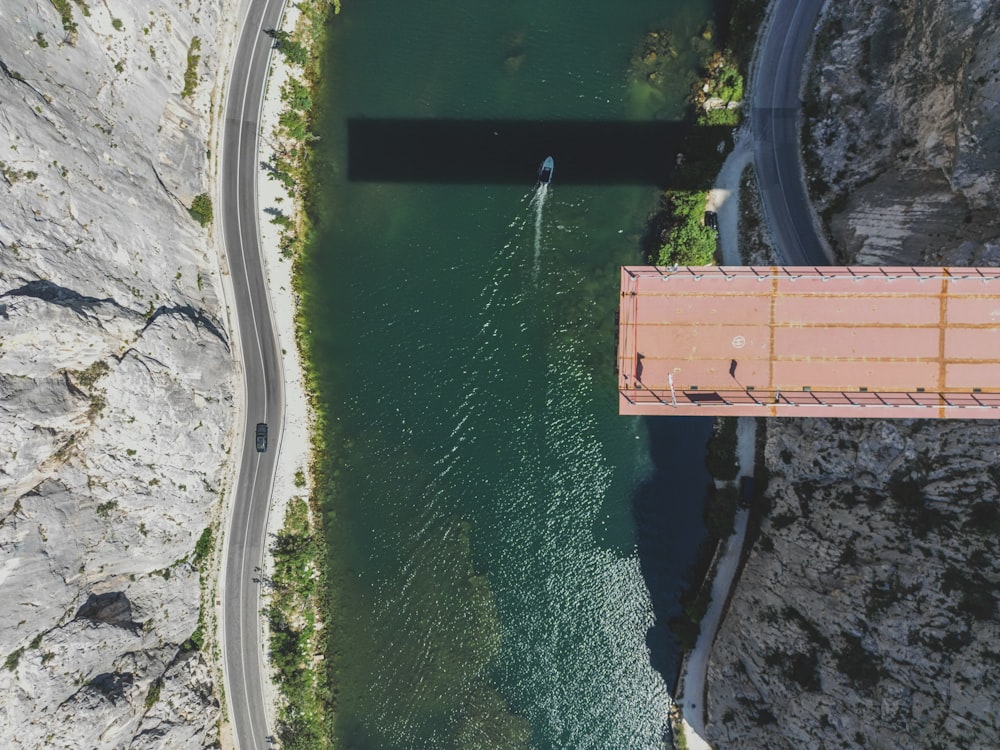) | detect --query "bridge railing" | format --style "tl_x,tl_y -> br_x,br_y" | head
624,265 -> 1000,283
620,387 -> 1000,411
